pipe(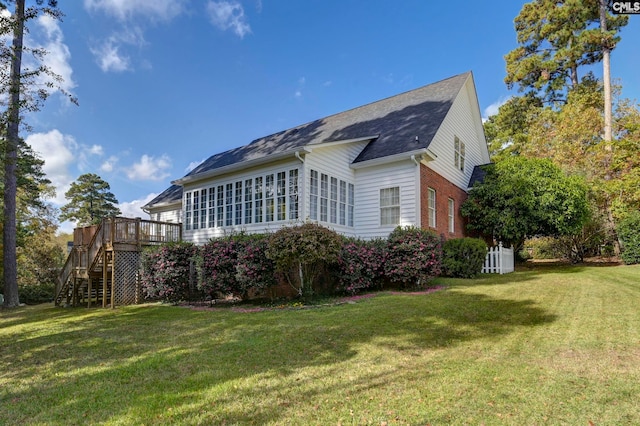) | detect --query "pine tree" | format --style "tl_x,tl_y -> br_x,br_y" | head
60,174 -> 122,226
